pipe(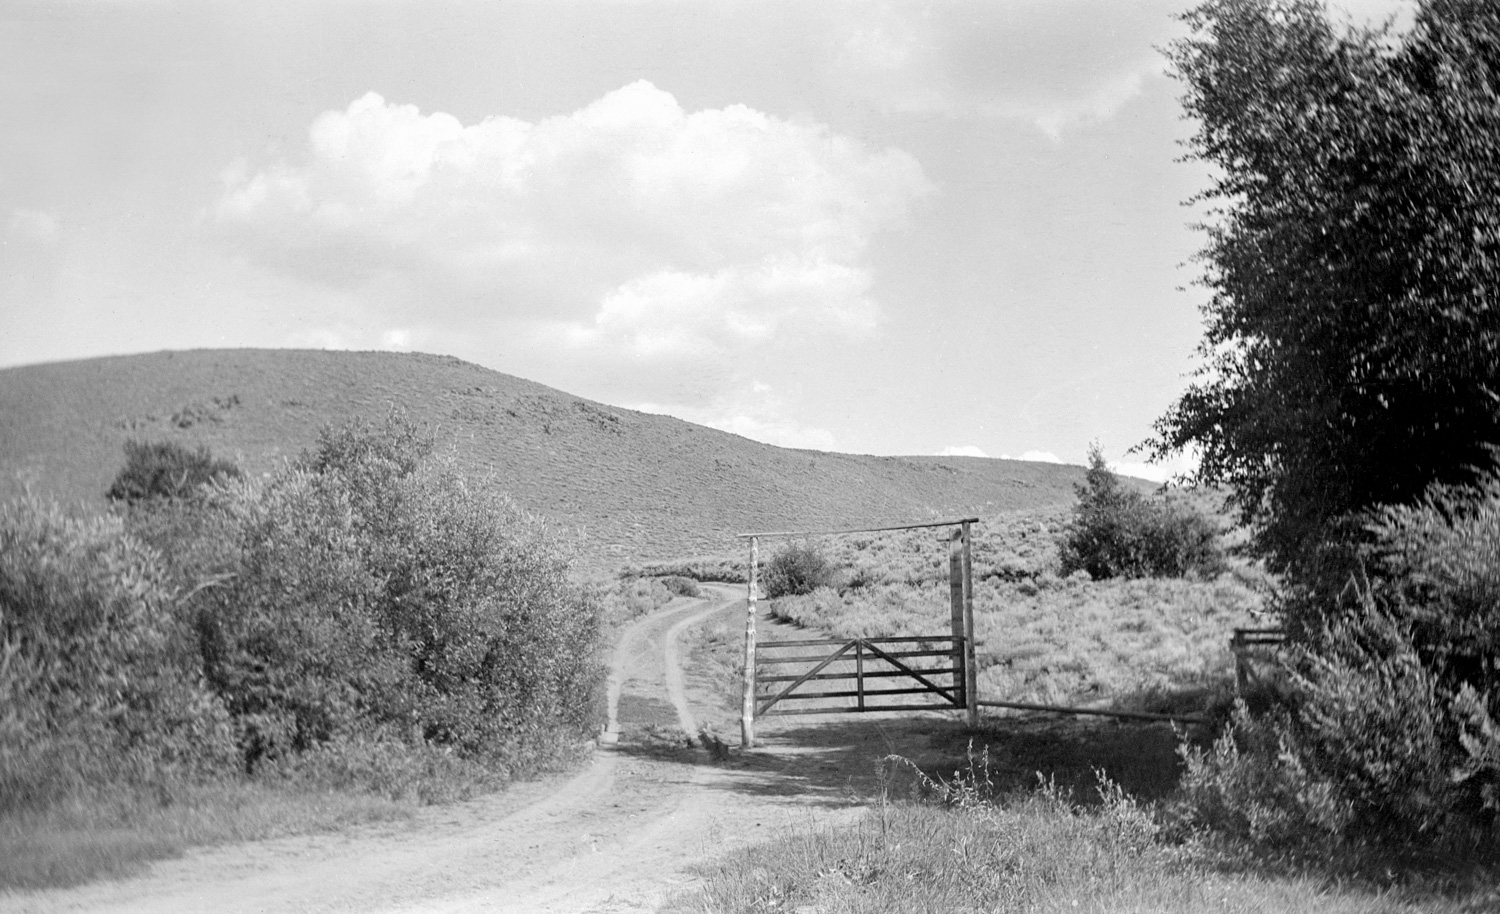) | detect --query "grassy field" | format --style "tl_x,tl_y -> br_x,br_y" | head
0,349 -> 1098,570
684,509 -> 1266,717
